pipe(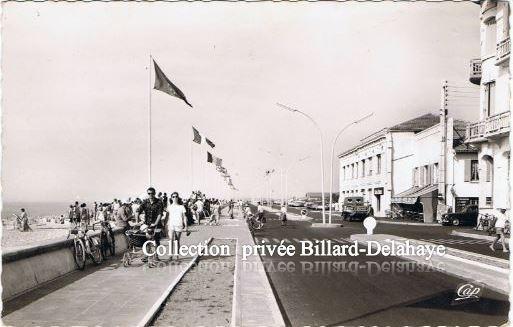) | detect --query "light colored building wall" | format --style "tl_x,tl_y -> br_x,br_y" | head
389,132 -> 417,195
472,0 -> 511,214
339,136 -> 389,216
